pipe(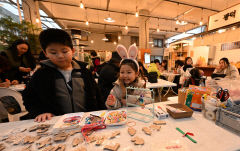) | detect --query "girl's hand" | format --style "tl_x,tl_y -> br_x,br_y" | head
11,80 -> 19,85
35,113 -> 53,122
19,67 -> 31,72
121,99 -> 126,106
106,94 -> 116,107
